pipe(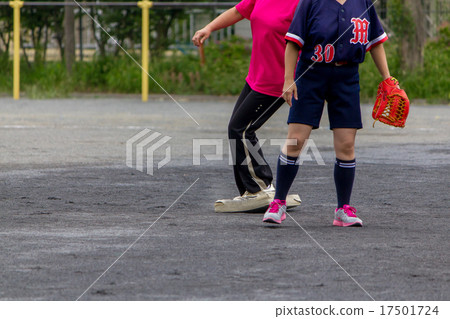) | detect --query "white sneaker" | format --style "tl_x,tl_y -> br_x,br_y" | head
214,185 -> 301,213
214,190 -> 272,213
